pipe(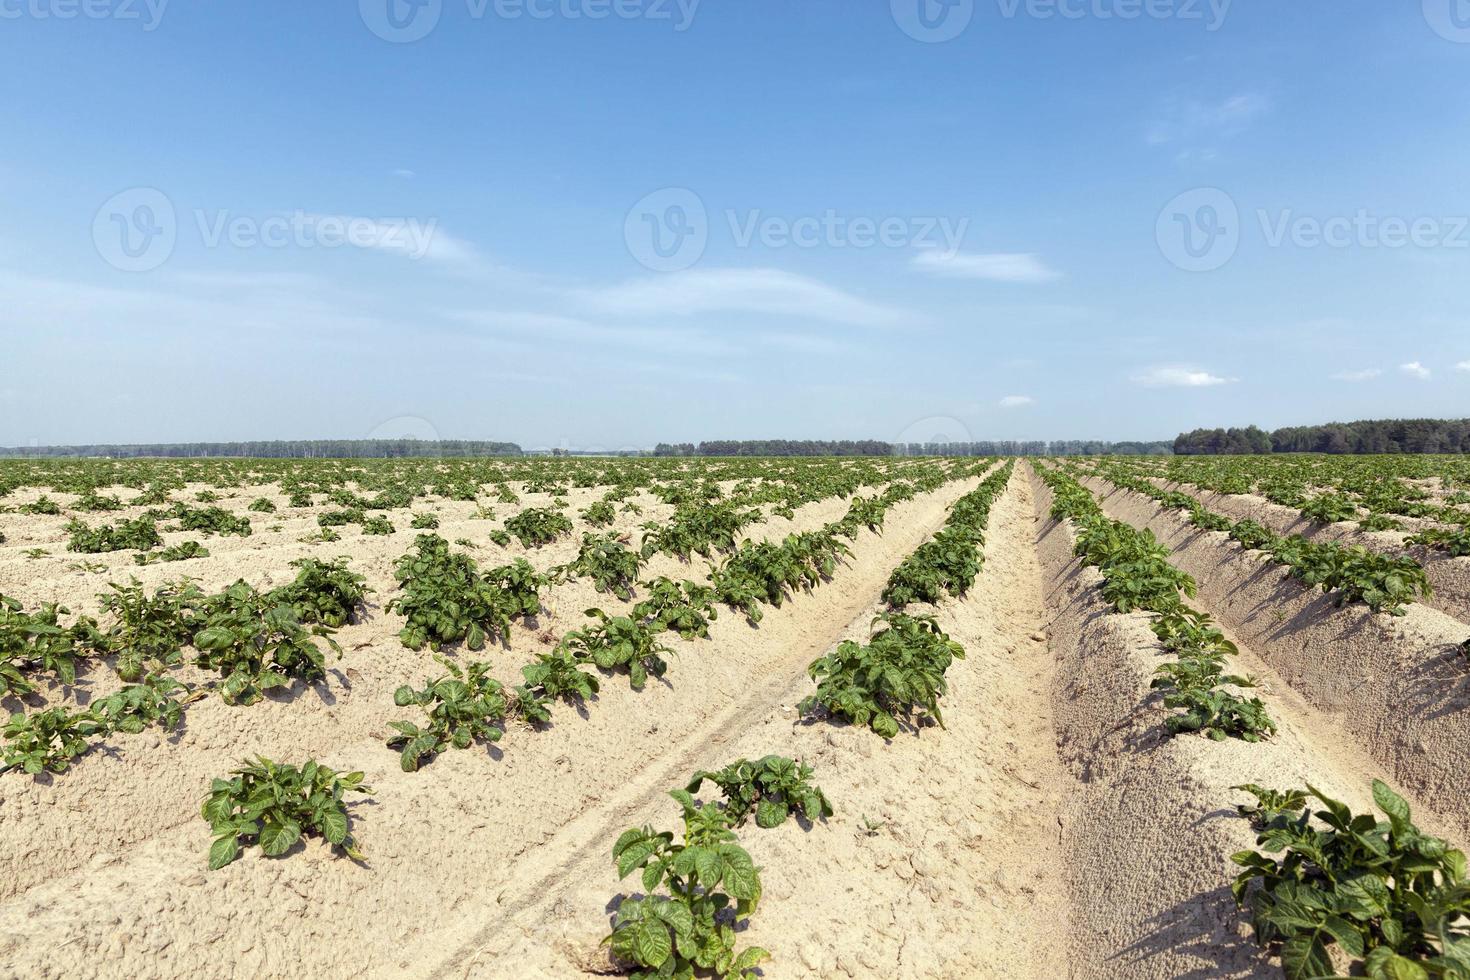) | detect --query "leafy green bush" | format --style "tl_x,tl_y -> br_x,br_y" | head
389,657 -> 512,771
633,577 -> 718,639
133,540 -> 210,565
170,504 -> 252,537
800,612 -> 965,738
88,674 -> 198,734
686,756 -> 832,828
248,497 -> 277,513
65,516 -> 162,553
504,507 -> 572,547
580,500 -> 616,527
410,512 -> 440,530
1,707 -> 105,774
1232,780 -> 1470,980
0,593 -> 87,695
192,583 -> 341,705
555,532 -> 643,600
389,534 -> 545,650
269,557 -> 369,628
560,608 -> 671,690
361,515 -> 394,536
93,579 -> 205,682
604,791 -> 768,980
202,758 -> 371,869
